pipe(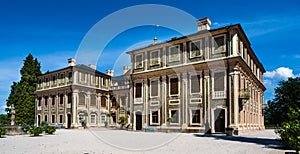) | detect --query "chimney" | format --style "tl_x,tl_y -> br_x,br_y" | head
88,64 -> 96,70
106,69 -> 114,76
68,58 -> 76,66
123,66 -> 130,75
197,17 -> 211,31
